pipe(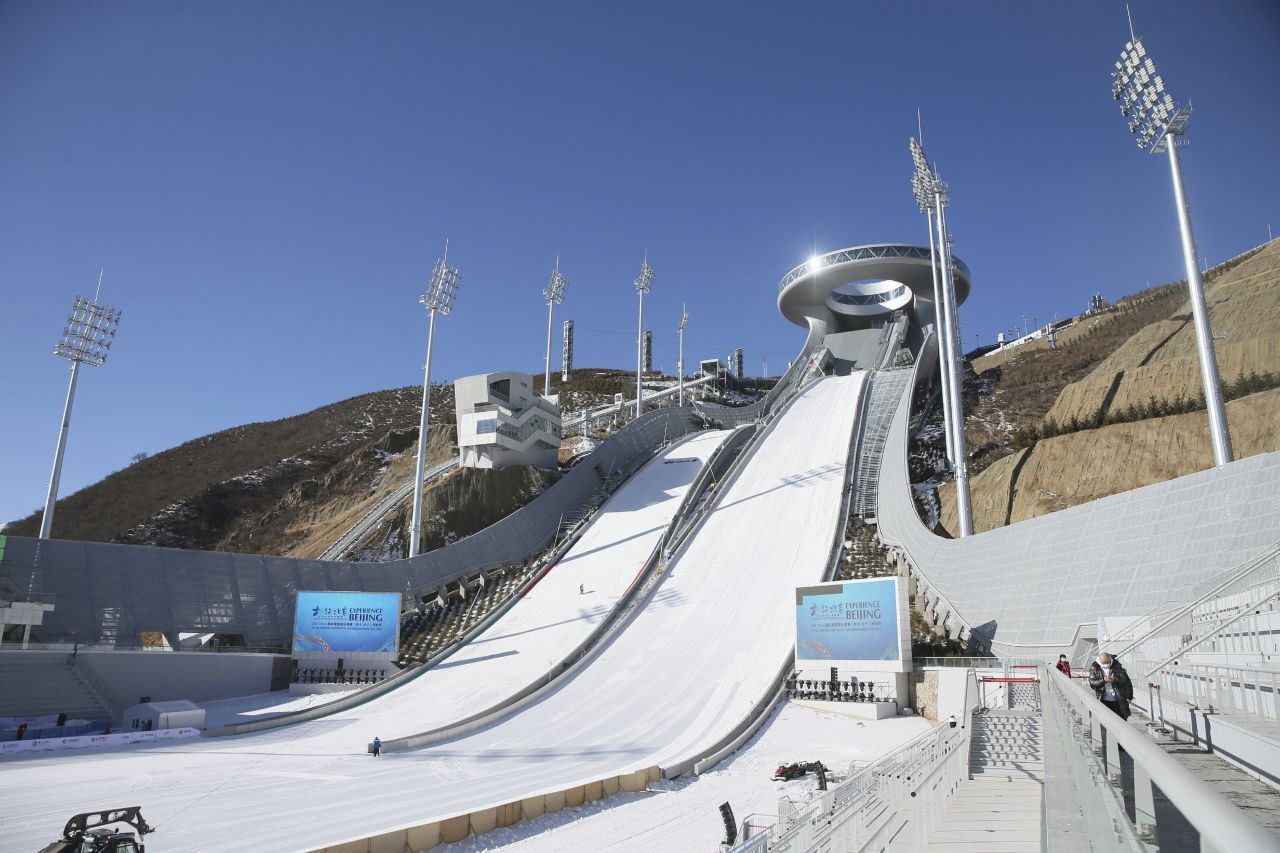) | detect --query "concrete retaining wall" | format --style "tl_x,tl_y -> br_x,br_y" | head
310,767 -> 661,852
75,650 -> 284,715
